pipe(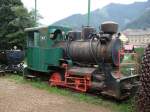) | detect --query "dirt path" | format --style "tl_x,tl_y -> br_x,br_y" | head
0,78 -> 112,112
